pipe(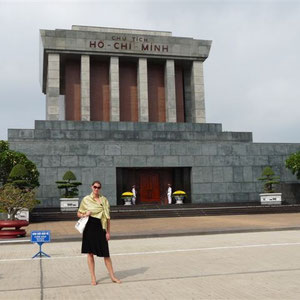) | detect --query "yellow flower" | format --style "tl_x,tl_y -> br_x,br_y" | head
121,192 -> 133,197
172,190 -> 186,195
